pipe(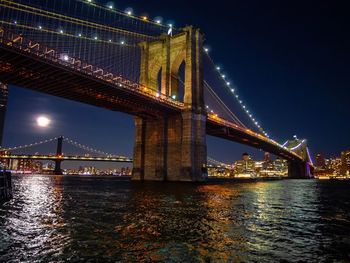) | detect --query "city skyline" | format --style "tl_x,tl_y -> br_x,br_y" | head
2,0 -> 349,163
